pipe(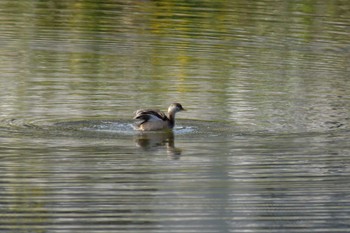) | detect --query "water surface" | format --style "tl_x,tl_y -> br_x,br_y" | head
0,0 -> 350,232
